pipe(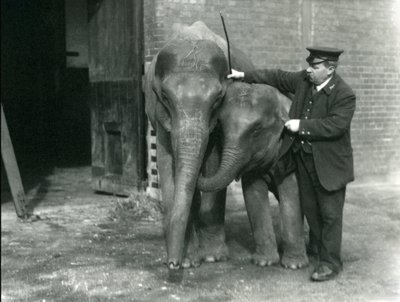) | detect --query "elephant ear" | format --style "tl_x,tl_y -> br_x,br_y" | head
230,45 -> 255,72
152,77 -> 172,132
209,80 -> 228,133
